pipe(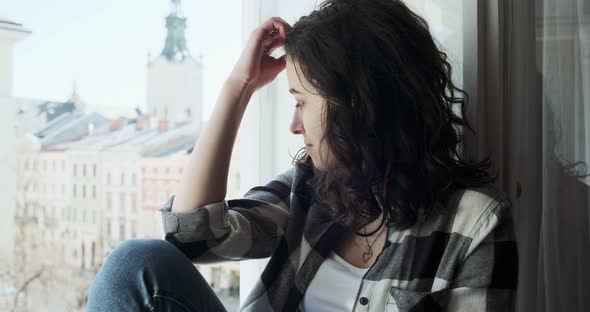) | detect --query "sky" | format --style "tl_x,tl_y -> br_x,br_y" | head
0,0 -> 243,120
